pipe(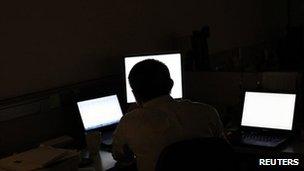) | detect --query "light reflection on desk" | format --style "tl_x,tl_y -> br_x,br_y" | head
100,150 -> 116,170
